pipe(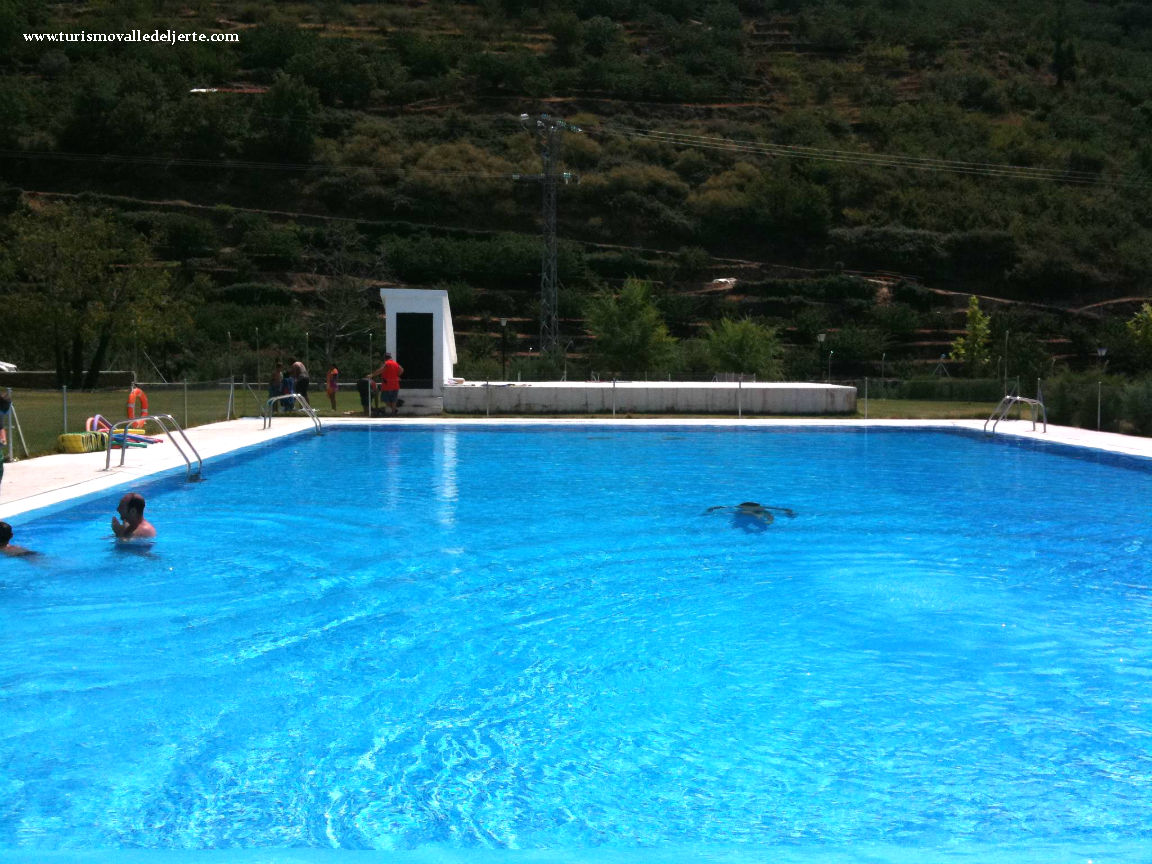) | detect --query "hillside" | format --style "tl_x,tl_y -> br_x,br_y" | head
2,0 -> 1151,383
